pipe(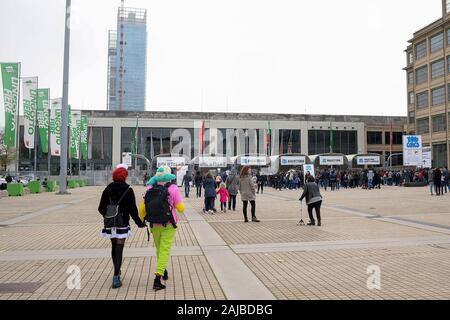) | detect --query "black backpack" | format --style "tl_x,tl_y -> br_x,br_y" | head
144,183 -> 177,228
